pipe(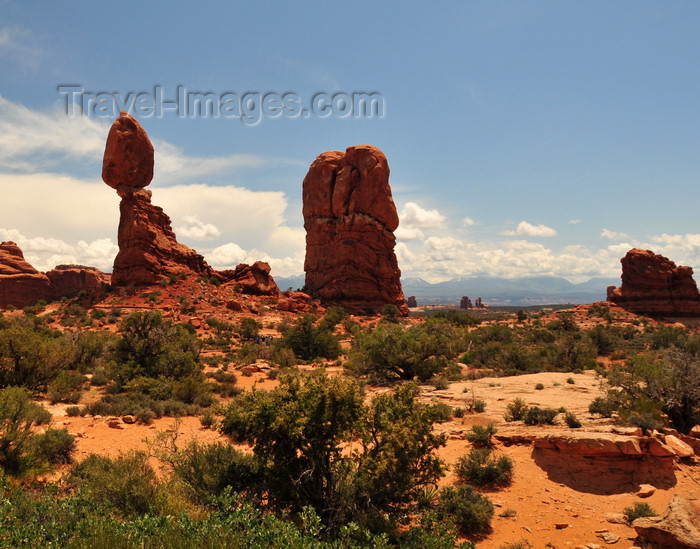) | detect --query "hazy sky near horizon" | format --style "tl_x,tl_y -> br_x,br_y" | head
1,1 -> 699,283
